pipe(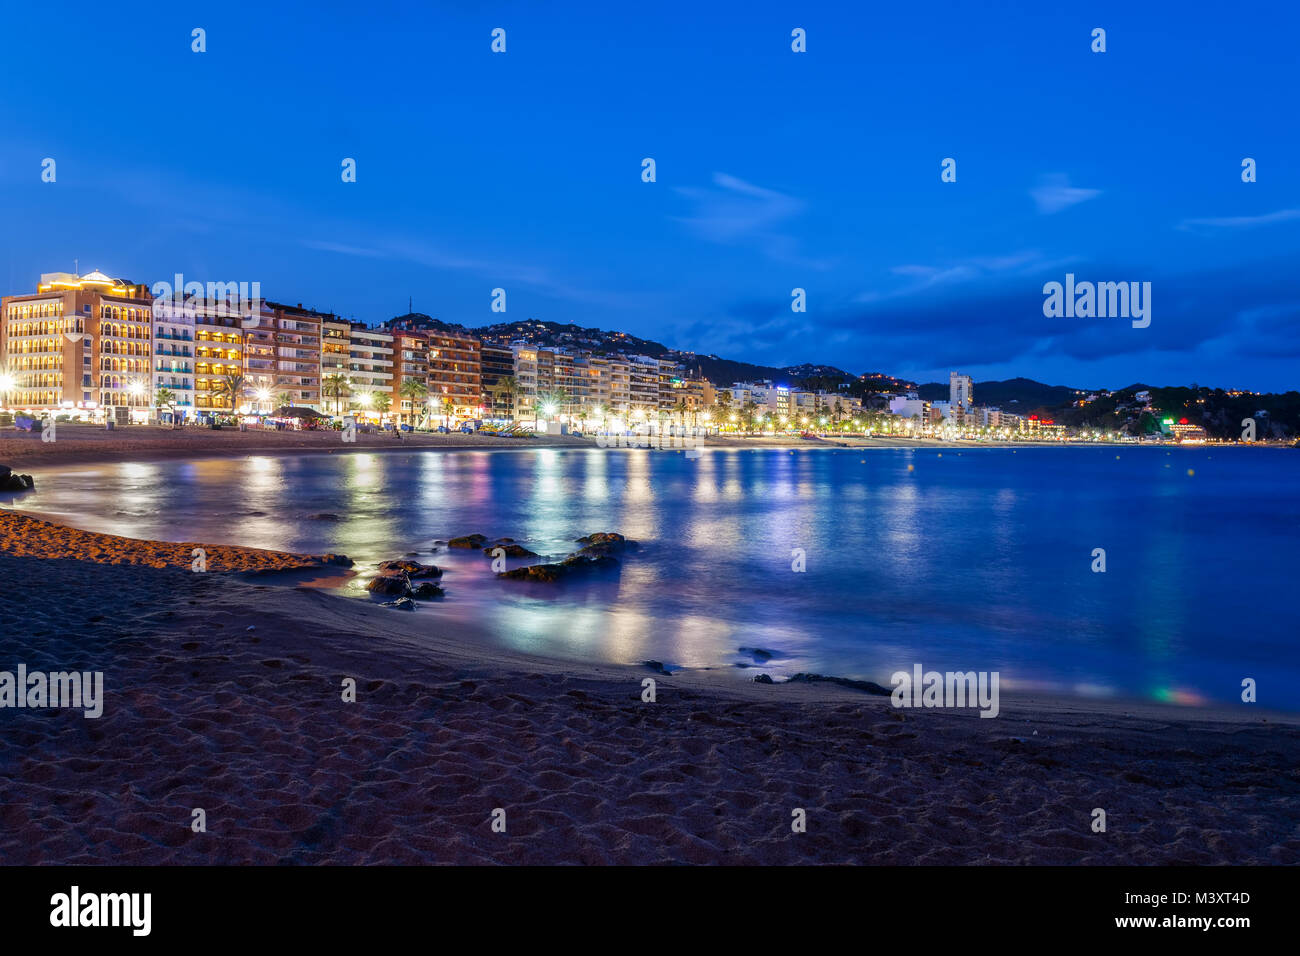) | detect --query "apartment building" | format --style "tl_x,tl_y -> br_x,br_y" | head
266,302 -> 325,409
151,294 -> 195,422
950,372 -> 974,410
428,331 -> 482,420
348,325 -> 395,412
391,329 -> 431,425
191,298 -> 245,416
479,344 -> 515,418
627,355 -> 660,419
320,317 -> 351,415
0,271 -> 154,420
